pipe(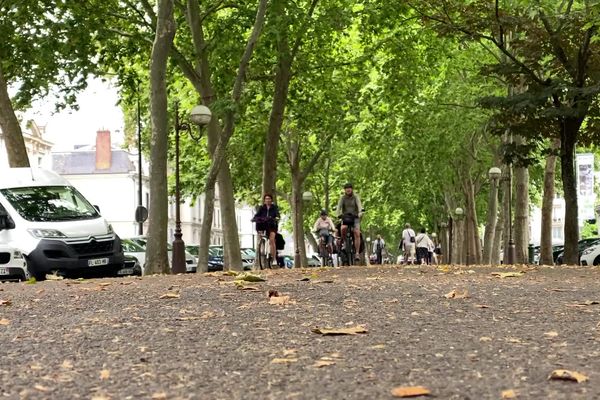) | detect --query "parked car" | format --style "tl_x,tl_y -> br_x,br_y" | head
556,238 -> 600,265
117,254 -> 142,276
0,168 -> 124,280
126,236 -> 197,272
579,241 -> 600,266
0,244 -> 28,282
241,247 -> 255,270
207,245 -> 224,272
122,238 -> 146,269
